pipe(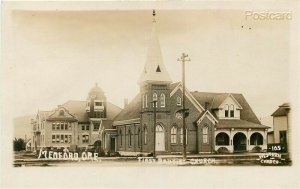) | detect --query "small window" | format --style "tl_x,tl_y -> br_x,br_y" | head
82,135 -> 89,143
86,125 -> 90,130
56,123 -> 60,130
64,123 -> 68,130
95,101 -> 103,106
60,135 -> 64,143
60,123 -> 64,130
59,110 -> 64,116
160,93 -> 165,107
82,125 -> 85,130
156,65 -> 161,72
56,135 -> 60,143
94,123 -> 100,131
203,126 -> 209,144
280,131 -> 287,144
225,104 -> 229,118
68,135 -> 72,143
171,127 -> 177,144
52,123 -> 56,130
230,105 -> 234,117
64,135 -> 68,143
52,135 -> 55,143
68,123 -> 71,130
177,96 -> 182,106
153,93 -> 158,107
